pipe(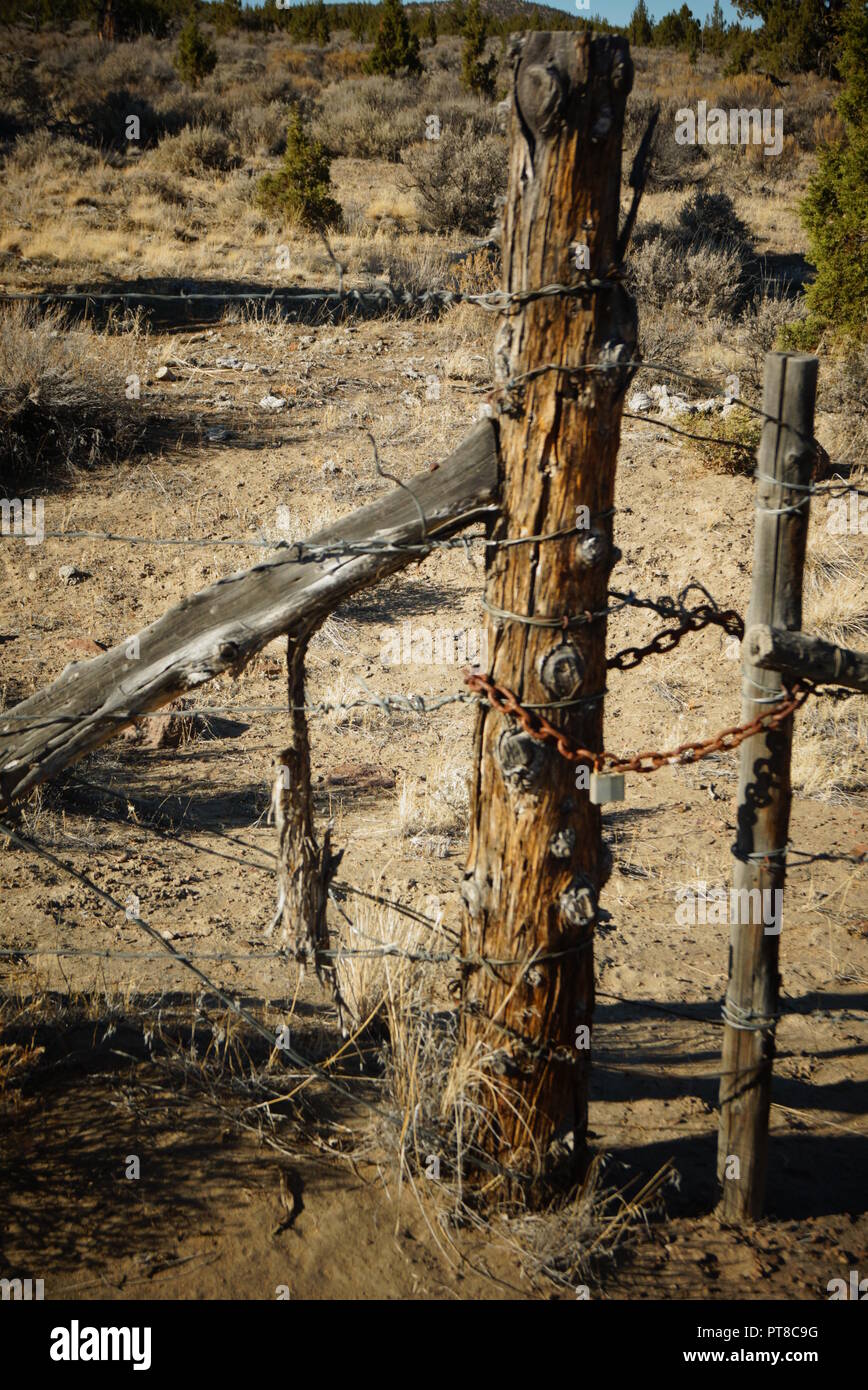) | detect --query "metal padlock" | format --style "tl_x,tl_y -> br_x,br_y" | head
589,771 -> 625,805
